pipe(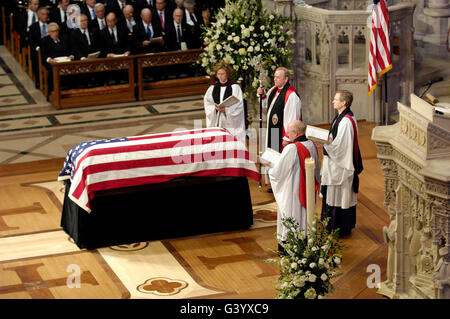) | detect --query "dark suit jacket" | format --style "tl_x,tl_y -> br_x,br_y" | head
40,34 -> 71,66
99,25 -> 130,56
80,4 -> 97,21
182,10 -> 203,49
152,8 -> 173,35
49,6 -> 71,35
90,17 -> 108,33
14,9 -> 30,47
164,21 -> 193,51
70,28 -> 101,60
134,0 -> 155,14
131,21 -> 163,54
105,0 -> 131,22
28,21 -> 48,51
